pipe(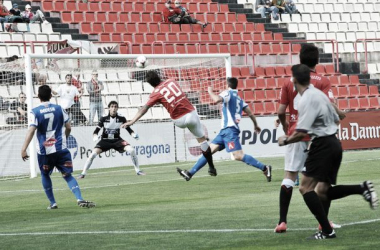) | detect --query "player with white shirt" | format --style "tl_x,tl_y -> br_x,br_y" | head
122,70 -> 217,176
52,74 -> 82,115
177,77 -> 272,182
21,85 -> 95,209
78,101 -> 144,178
